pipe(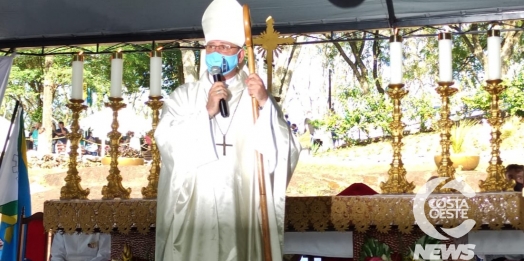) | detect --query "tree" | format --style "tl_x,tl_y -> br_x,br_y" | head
6,55 -> 45,123
4,44 -> 187,154
274,44 -> 301,105
450,21 -> 524,88
330,31 -> 386,94
6,53 -> 72,153
162,49 -> 185,93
